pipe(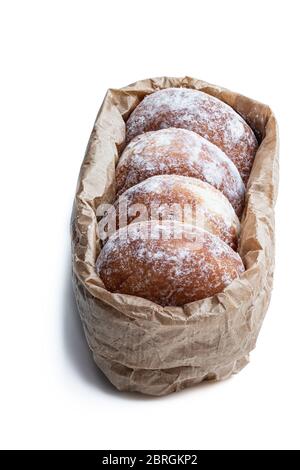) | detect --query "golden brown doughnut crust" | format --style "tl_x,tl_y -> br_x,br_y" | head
102,175 -> 240,250
126,88 -> 258,184
116,128 -> 245,217
96,221 -> 245,307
